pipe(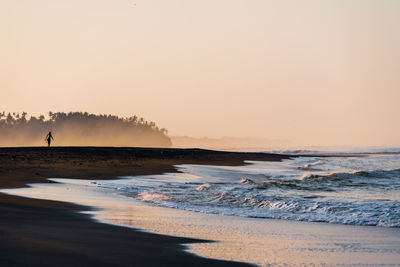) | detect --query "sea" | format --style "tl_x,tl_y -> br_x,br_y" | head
2,146 -> 400,265
90,147 -> 400,228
